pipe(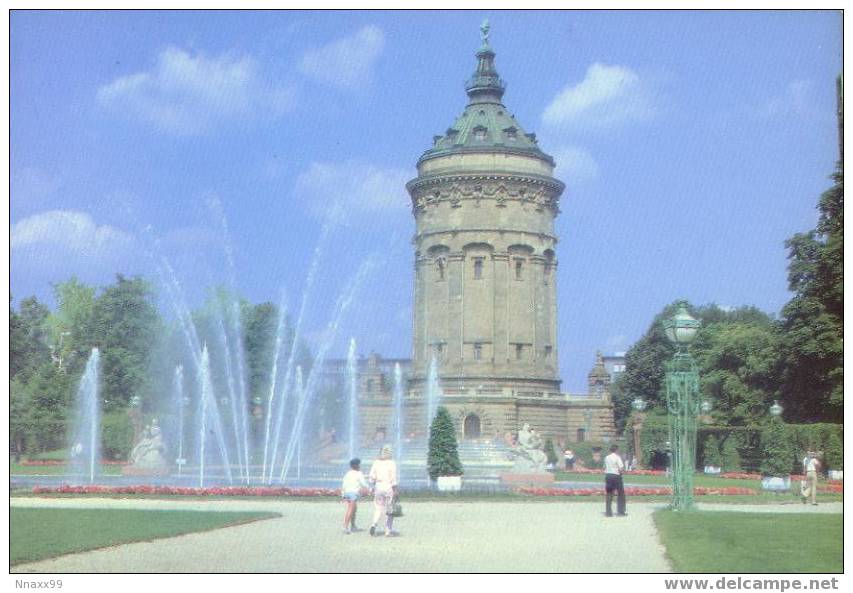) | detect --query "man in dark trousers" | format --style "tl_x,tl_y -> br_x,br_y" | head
604,444 -> 626,517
